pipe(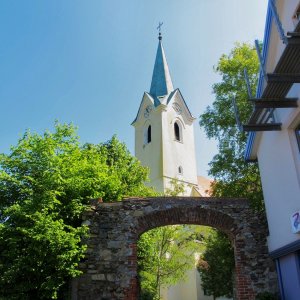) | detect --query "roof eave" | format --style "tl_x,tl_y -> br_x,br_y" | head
245,1 -> 272,161
131,92 -> 155,126
176,89 -> 196,121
